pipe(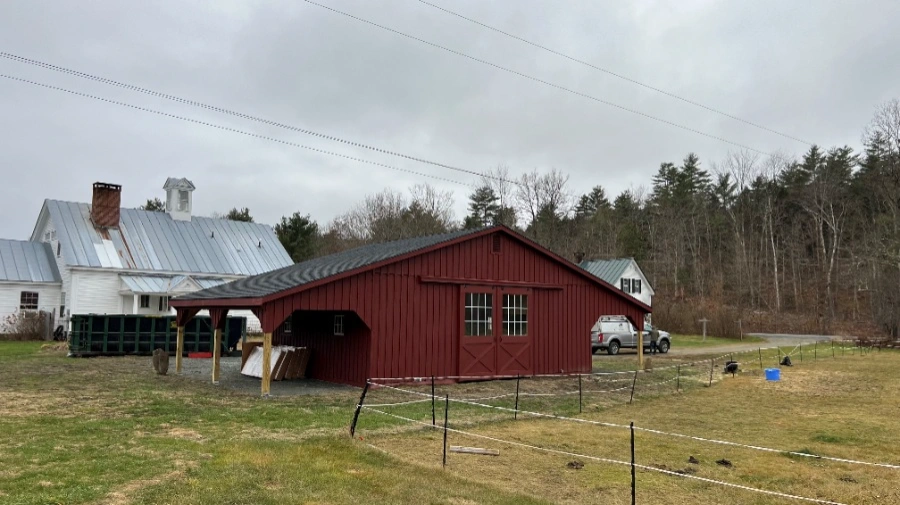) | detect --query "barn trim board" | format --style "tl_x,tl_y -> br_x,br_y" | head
171,226 -> 651,394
